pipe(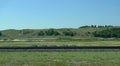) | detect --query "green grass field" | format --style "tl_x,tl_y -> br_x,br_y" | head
0,40 -> 120,47
0,40 -> 120,66
0,52 -> 120,66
